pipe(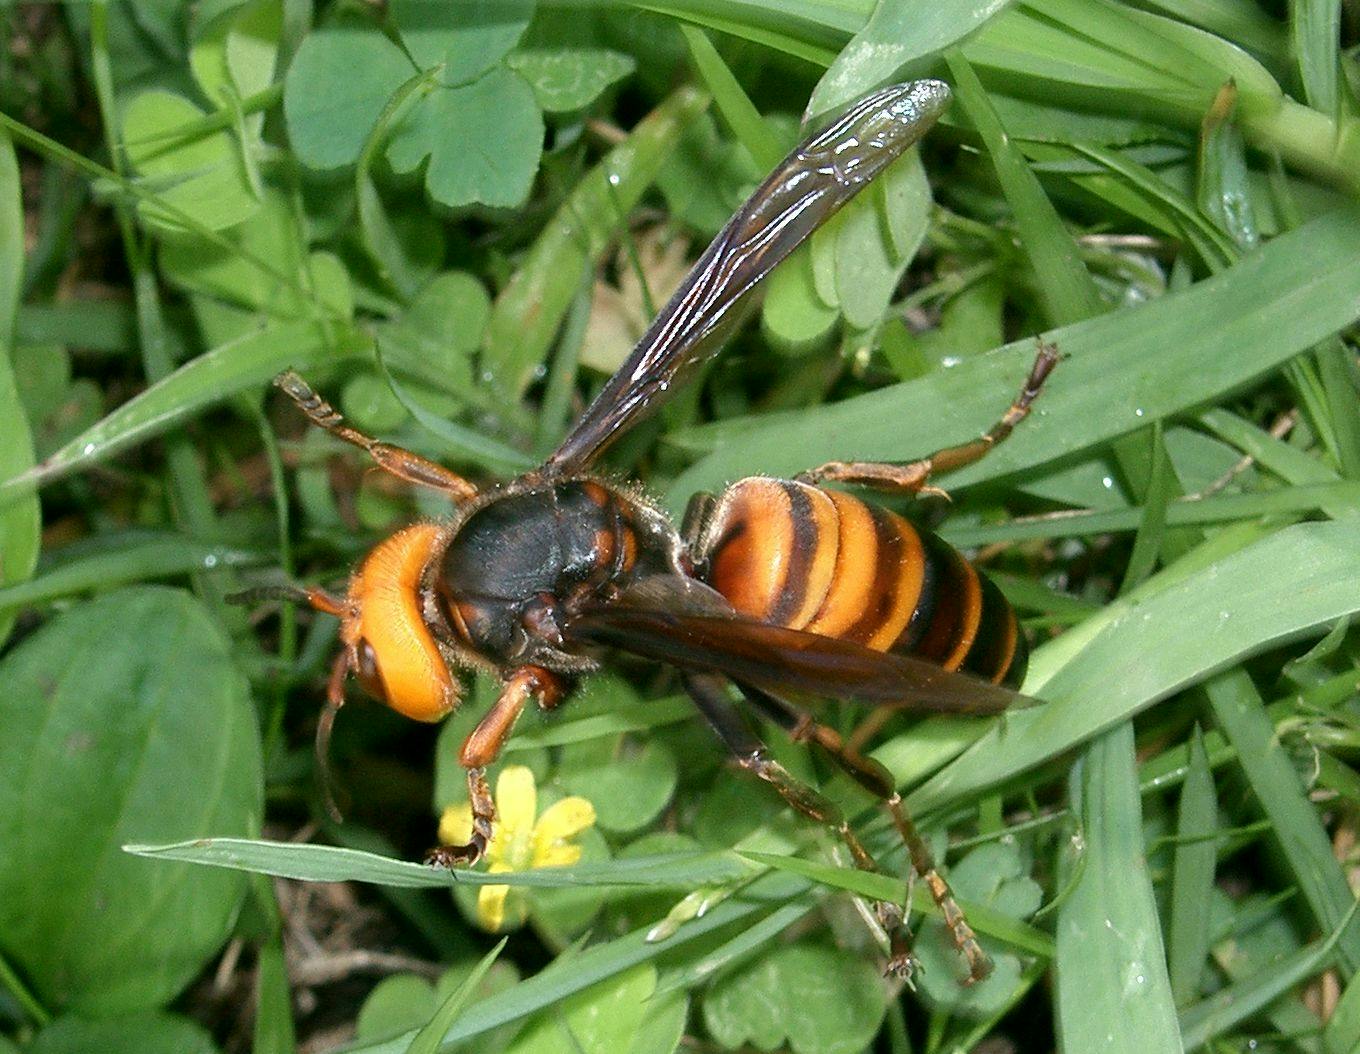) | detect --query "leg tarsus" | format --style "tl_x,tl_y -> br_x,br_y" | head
275,370 -> 478,501
426,767 -> 494,868
798,340 -> 1060,496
